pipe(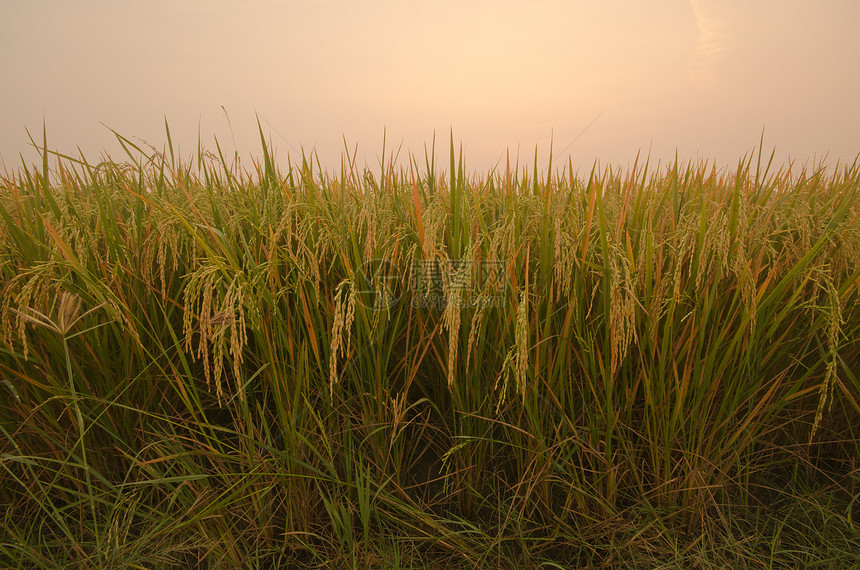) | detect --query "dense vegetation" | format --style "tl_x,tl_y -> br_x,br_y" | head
2,130 -> 860,567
